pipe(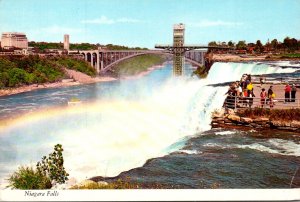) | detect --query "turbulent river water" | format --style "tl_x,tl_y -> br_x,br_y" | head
0,61 -> 300,188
